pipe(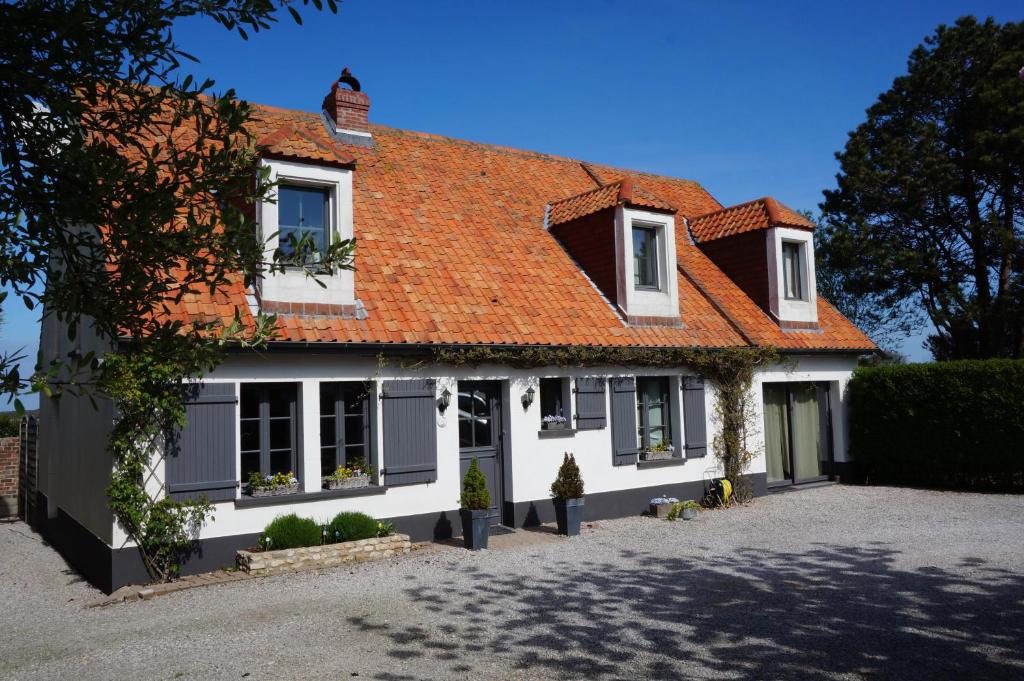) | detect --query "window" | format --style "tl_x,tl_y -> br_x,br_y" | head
458,385 -> 494,448
633,225 -> 659,289
240,383 -> 298,481
278,185 -> 329,261
539,377 -> 572,430
320,382 -> 371,477
782,241 -> 804,300
636,377 -> 671,451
